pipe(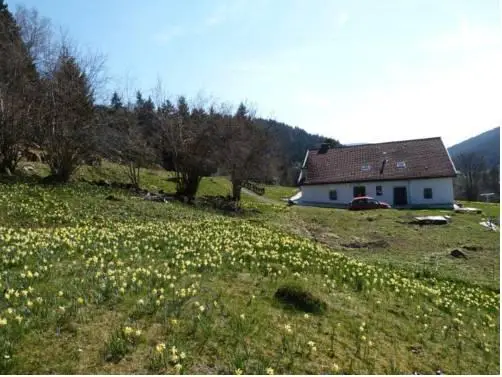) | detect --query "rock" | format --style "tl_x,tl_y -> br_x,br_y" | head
143,191 -> 175,203
450,249 -> 467,259
411,216 -> 450,225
